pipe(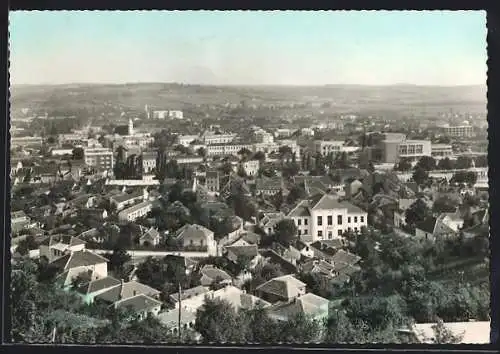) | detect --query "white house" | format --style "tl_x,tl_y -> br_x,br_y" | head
39,235 -> 87,262
241,159 -> 260,177
287,193 -> 368,242
118,200 -> 153,222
